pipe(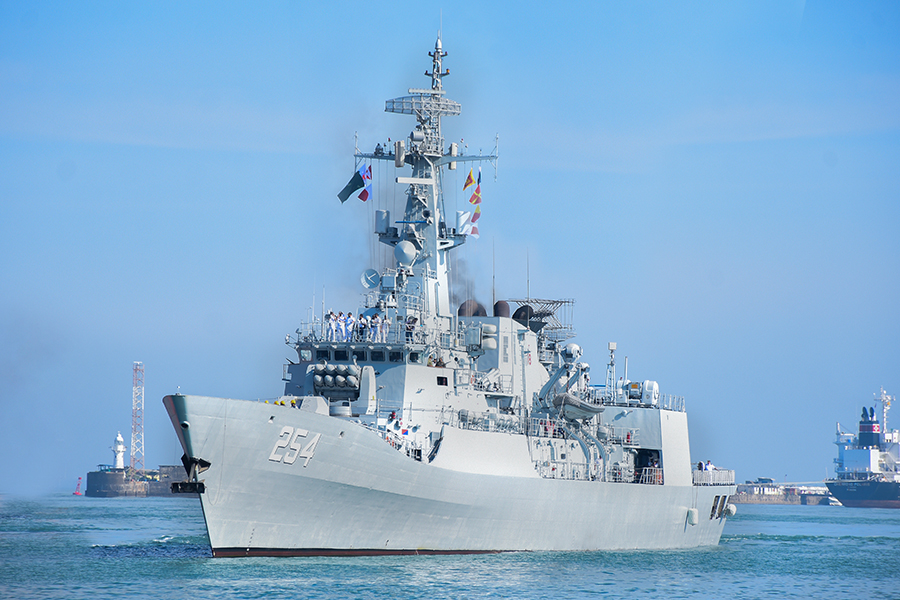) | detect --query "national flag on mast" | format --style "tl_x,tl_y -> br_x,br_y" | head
357,165 -> 372,202
463,168 -> 475,191
338,164 -> 370,203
